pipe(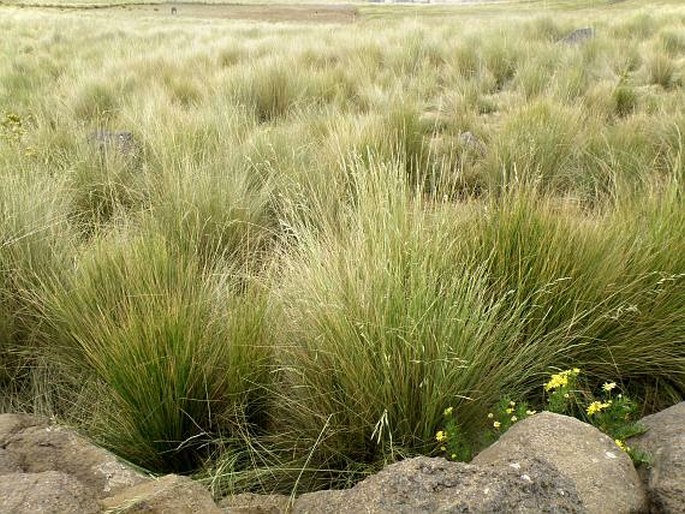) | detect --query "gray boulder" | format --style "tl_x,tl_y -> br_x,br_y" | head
0,413 -> 149,497
0,413 -> 227,513
292,455 -> 583,513
0,471 -> 100,514
473,411 -> 647,514
628,402 -> 685,513
101,473 -> 223,513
